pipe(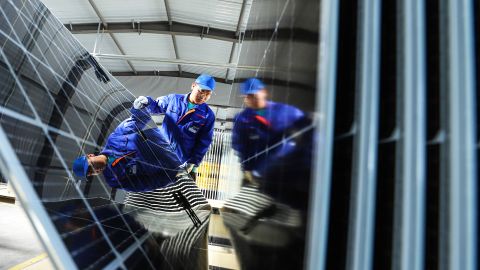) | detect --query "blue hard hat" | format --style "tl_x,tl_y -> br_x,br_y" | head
73,156 -> 89,178
195,74 -> 216,91
241,78 -> 266,95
